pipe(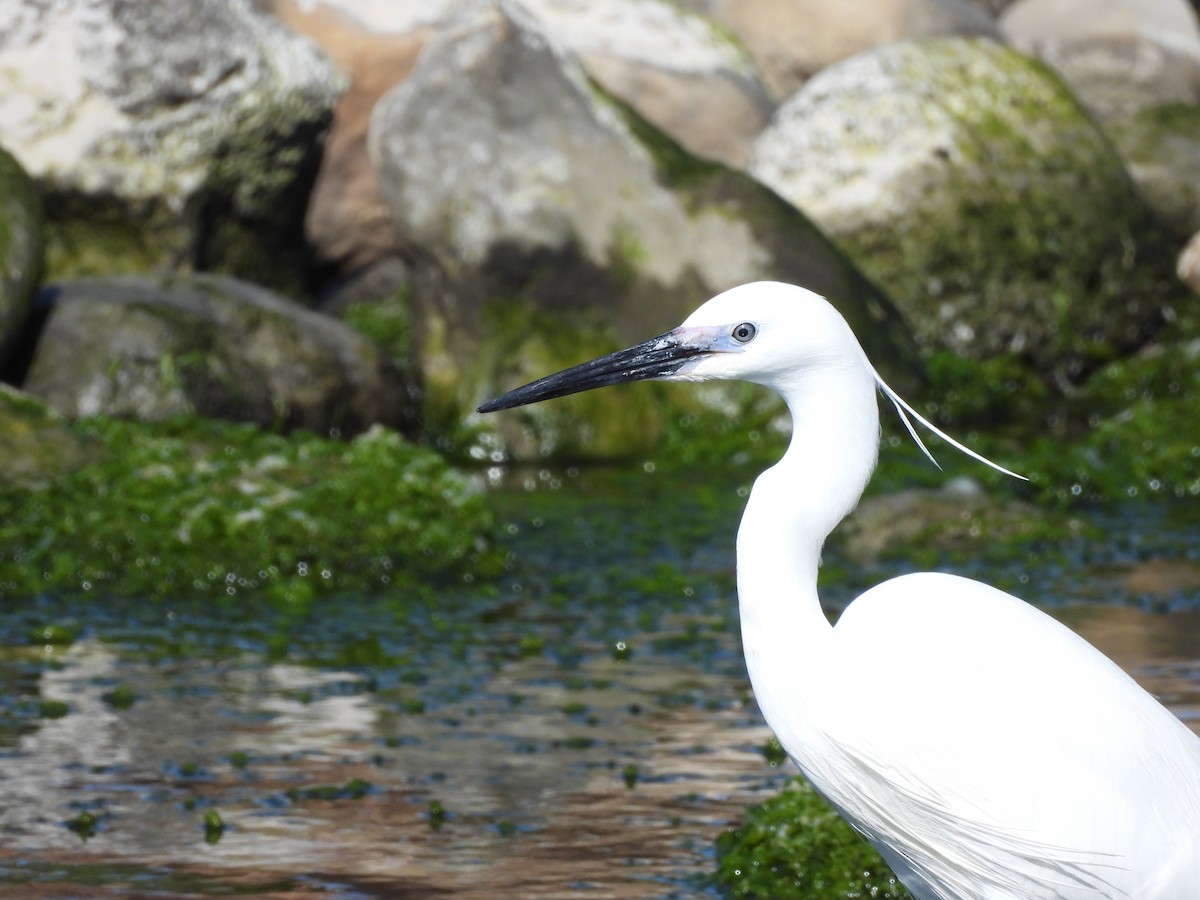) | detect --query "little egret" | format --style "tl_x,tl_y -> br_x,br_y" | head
480,282 -> 1200,897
